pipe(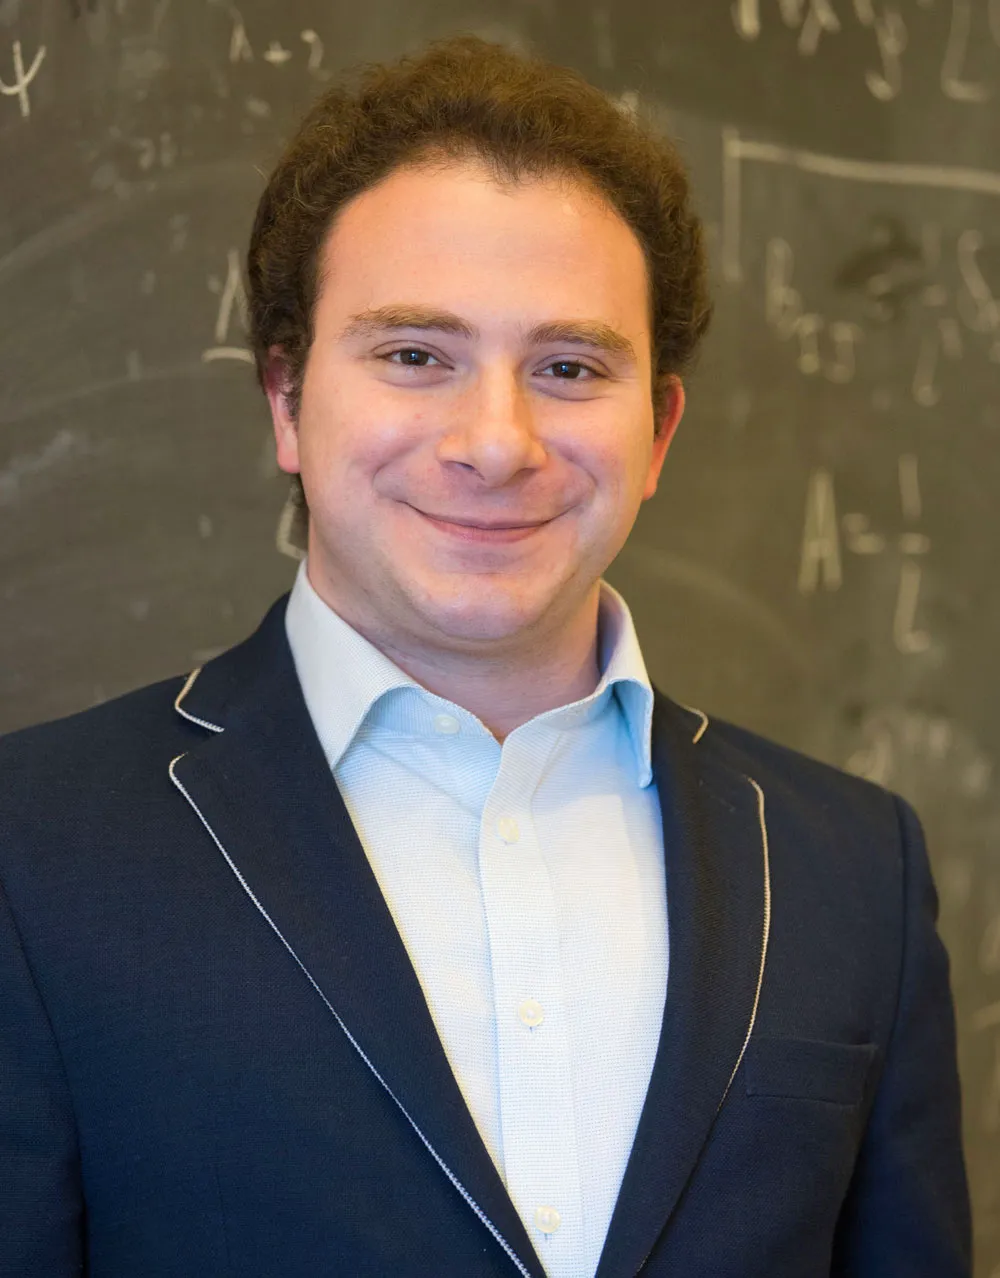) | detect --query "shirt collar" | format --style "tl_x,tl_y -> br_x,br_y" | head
284,557 -> 655,787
